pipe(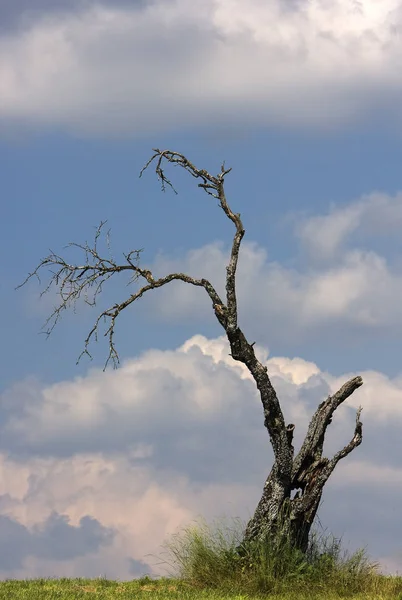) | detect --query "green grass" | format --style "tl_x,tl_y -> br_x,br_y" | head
1,515 -> 401,599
